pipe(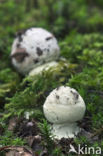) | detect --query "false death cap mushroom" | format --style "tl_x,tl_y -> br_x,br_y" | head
10,28 -> 60,75
43,86 -> 86,139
